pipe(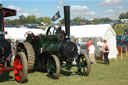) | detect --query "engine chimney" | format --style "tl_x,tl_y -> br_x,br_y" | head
0,4 -> 3,39
64,6 -> 70,40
